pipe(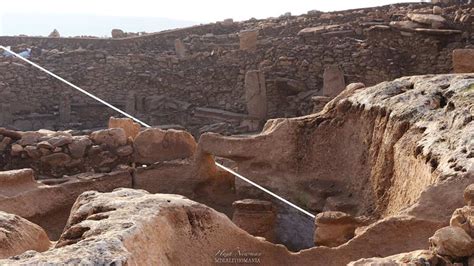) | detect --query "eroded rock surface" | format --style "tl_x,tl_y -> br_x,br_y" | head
0,168 -> 132,239
0,189 -> 294,265
1,187 -> 459,266
350,183 -> 474,265
199,74 -> 474,257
